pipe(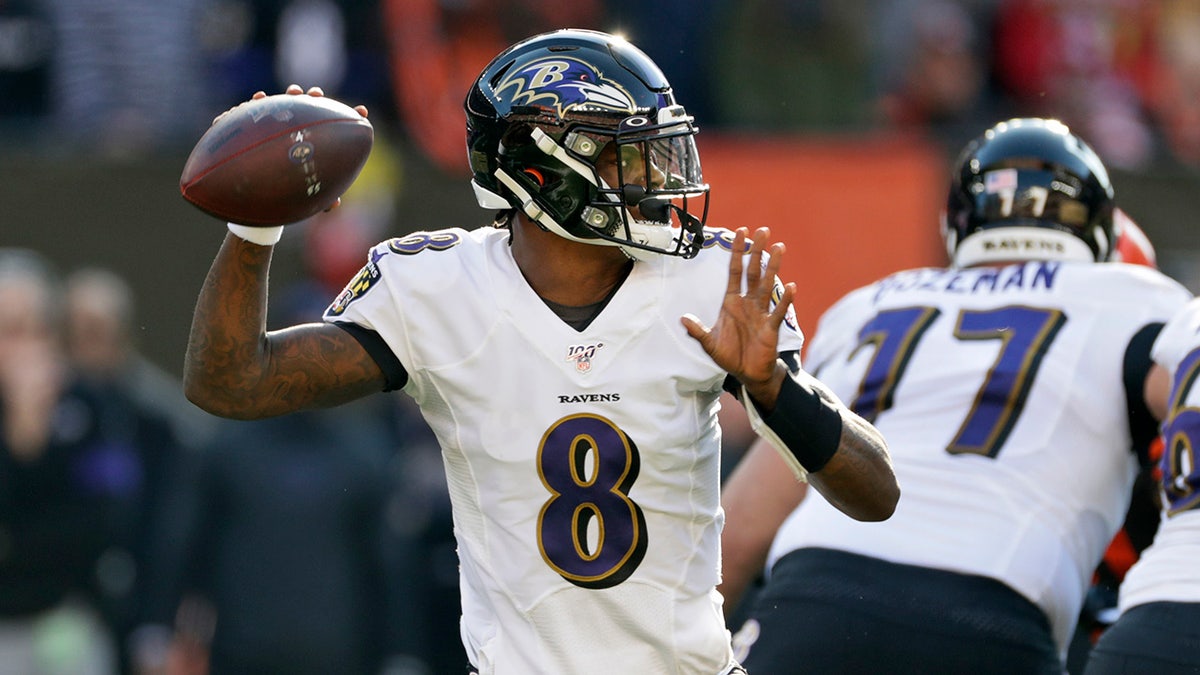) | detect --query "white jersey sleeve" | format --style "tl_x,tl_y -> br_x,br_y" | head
769,260 -> 1191,655
322,226 -> 801,674
1118,297 -> 1200,612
